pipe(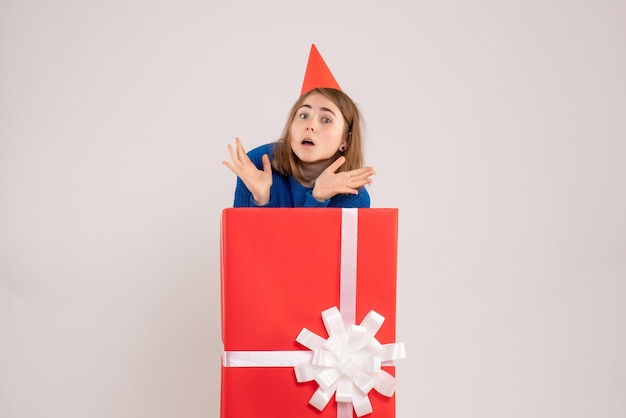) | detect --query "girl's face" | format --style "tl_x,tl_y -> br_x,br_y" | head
289,93 -> 347,166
